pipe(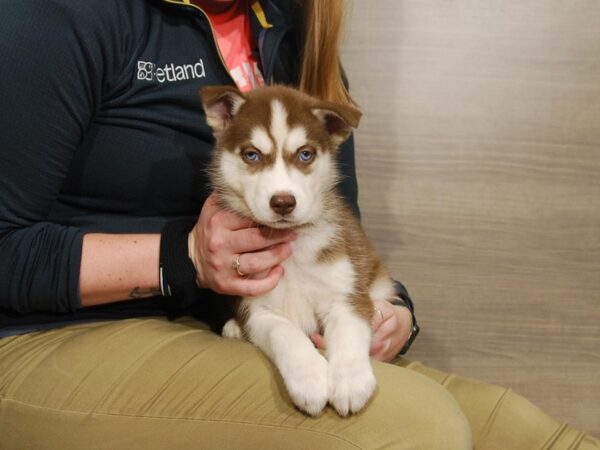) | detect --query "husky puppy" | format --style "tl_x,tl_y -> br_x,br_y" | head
200,85 -> 396,417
